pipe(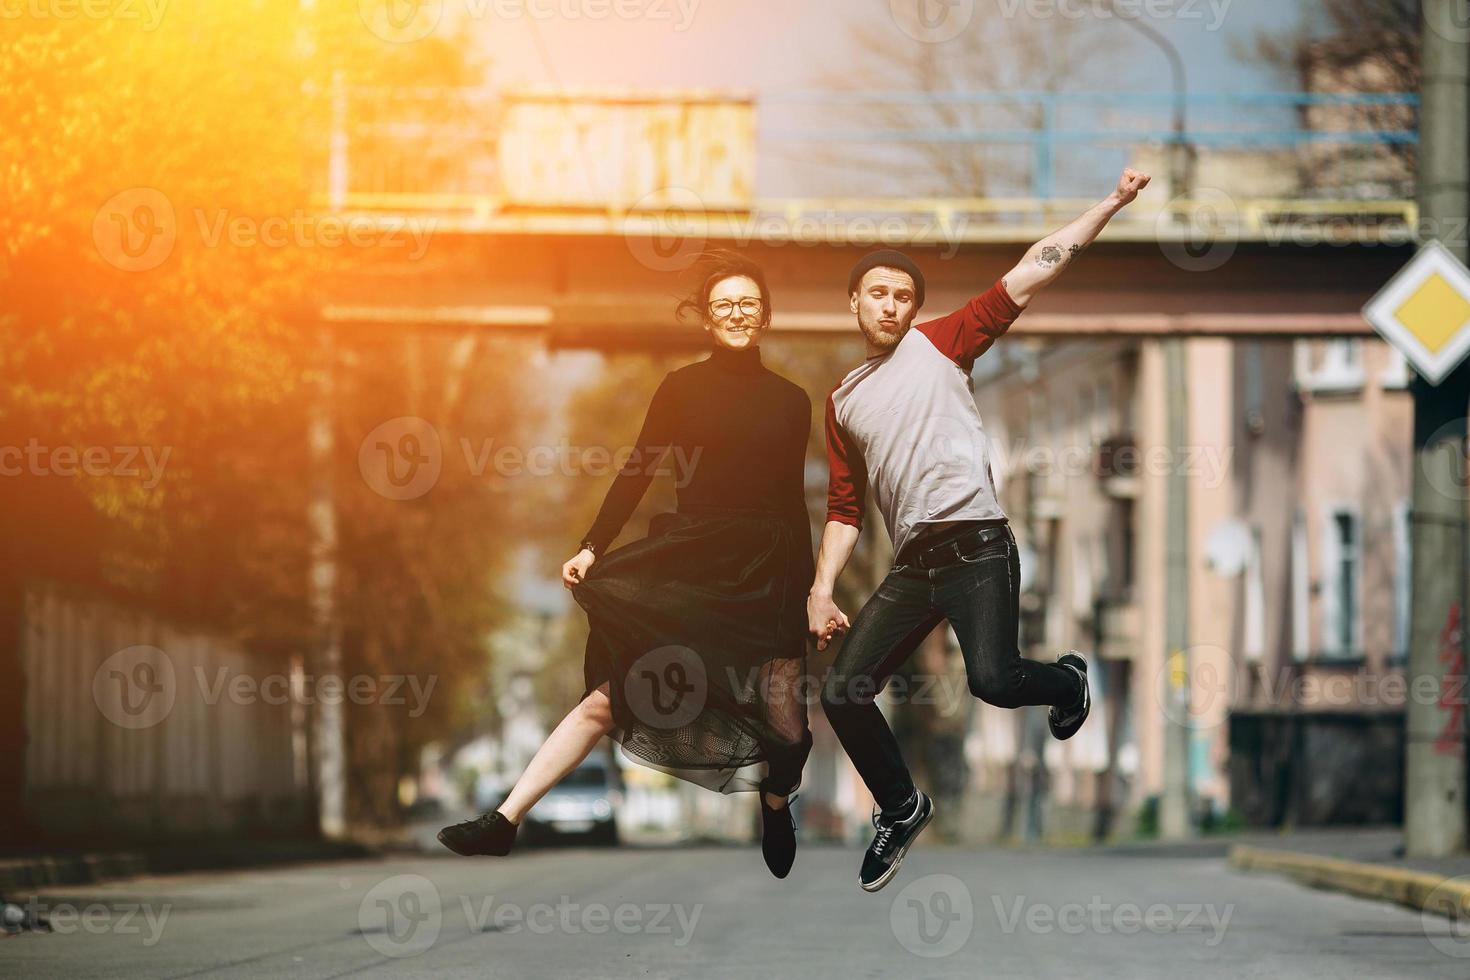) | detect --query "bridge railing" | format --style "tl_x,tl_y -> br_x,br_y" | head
320,87 -> 1419,241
